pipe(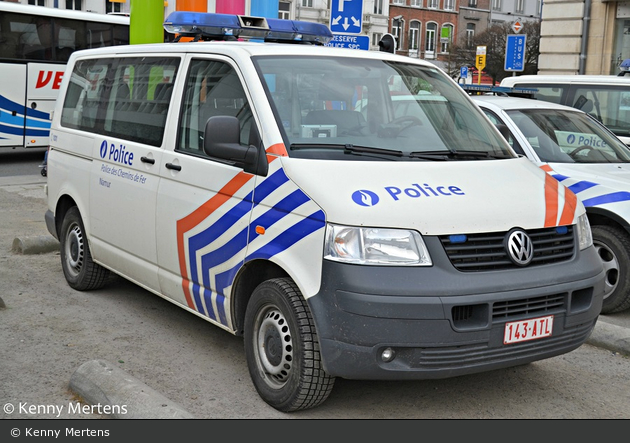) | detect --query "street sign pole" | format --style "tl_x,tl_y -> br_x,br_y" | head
476,46 -> 486,85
